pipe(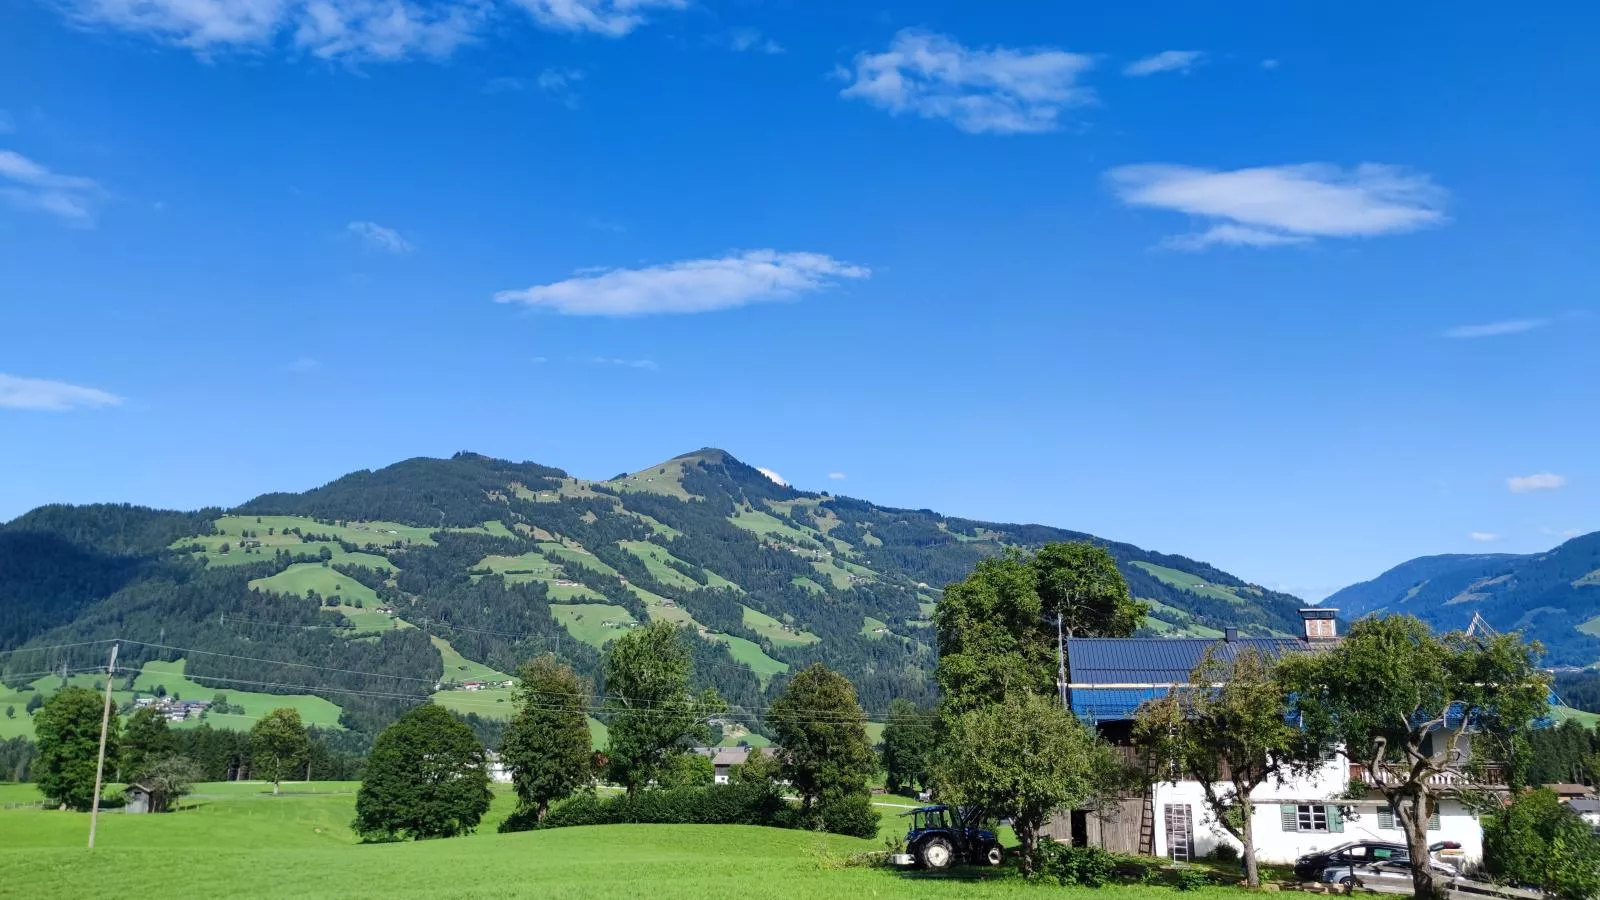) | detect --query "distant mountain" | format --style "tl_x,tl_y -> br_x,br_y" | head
1323,534 -> 1600,666
0,448 -> 1310,735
